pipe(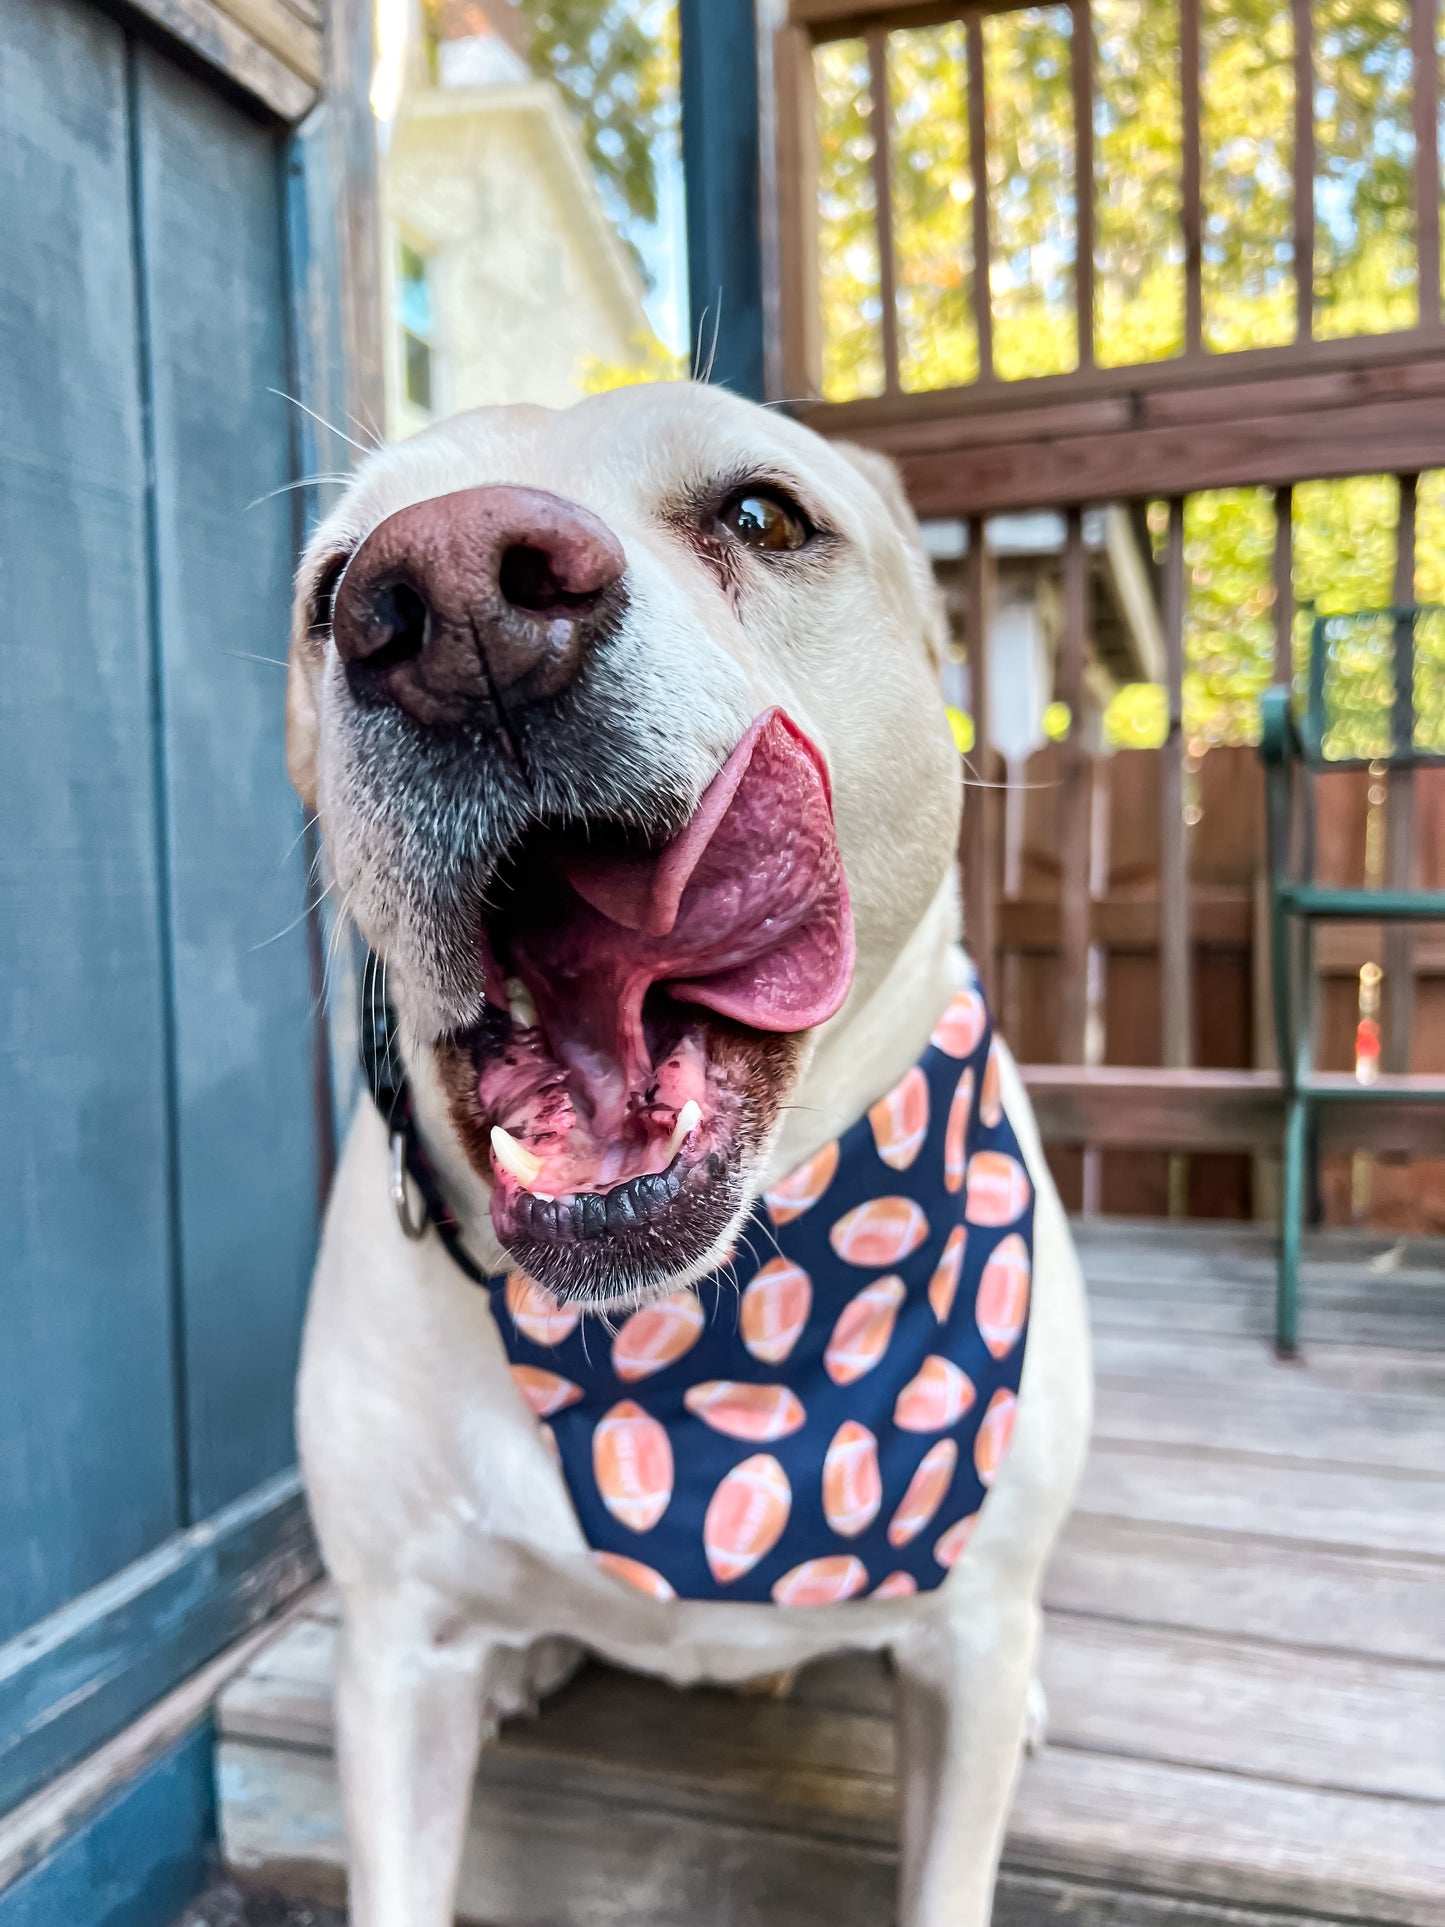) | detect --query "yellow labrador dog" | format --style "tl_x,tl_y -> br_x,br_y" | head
287,382 -> 1091,1927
